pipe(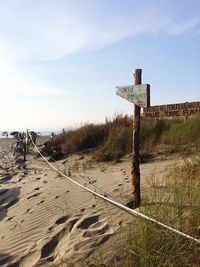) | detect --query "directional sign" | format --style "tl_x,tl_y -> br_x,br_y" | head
116,84 -> 150,108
